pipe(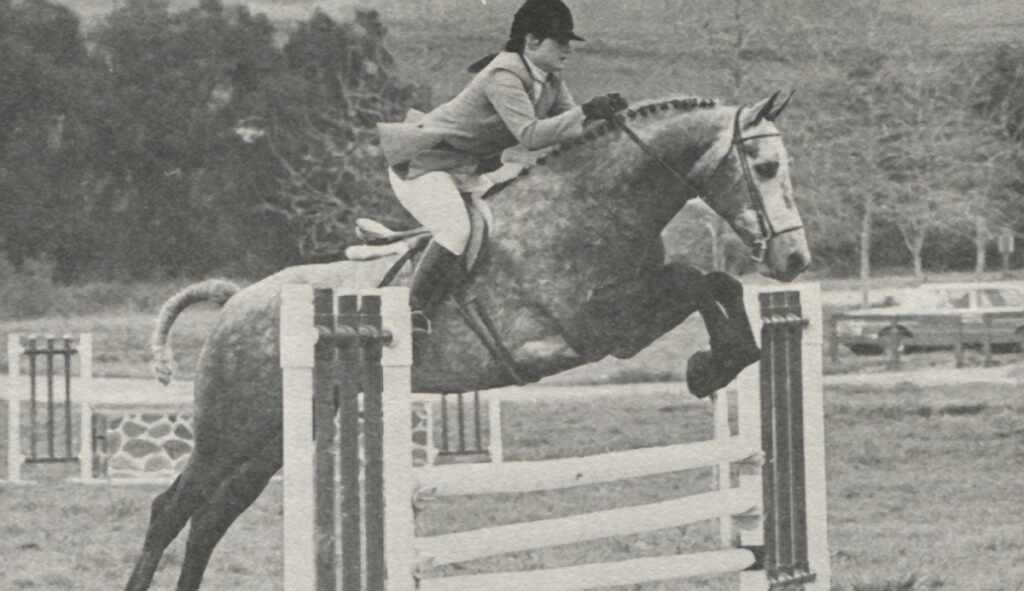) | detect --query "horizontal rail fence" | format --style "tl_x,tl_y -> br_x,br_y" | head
281,283 -> 829,591
828,310 -> 1024,369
